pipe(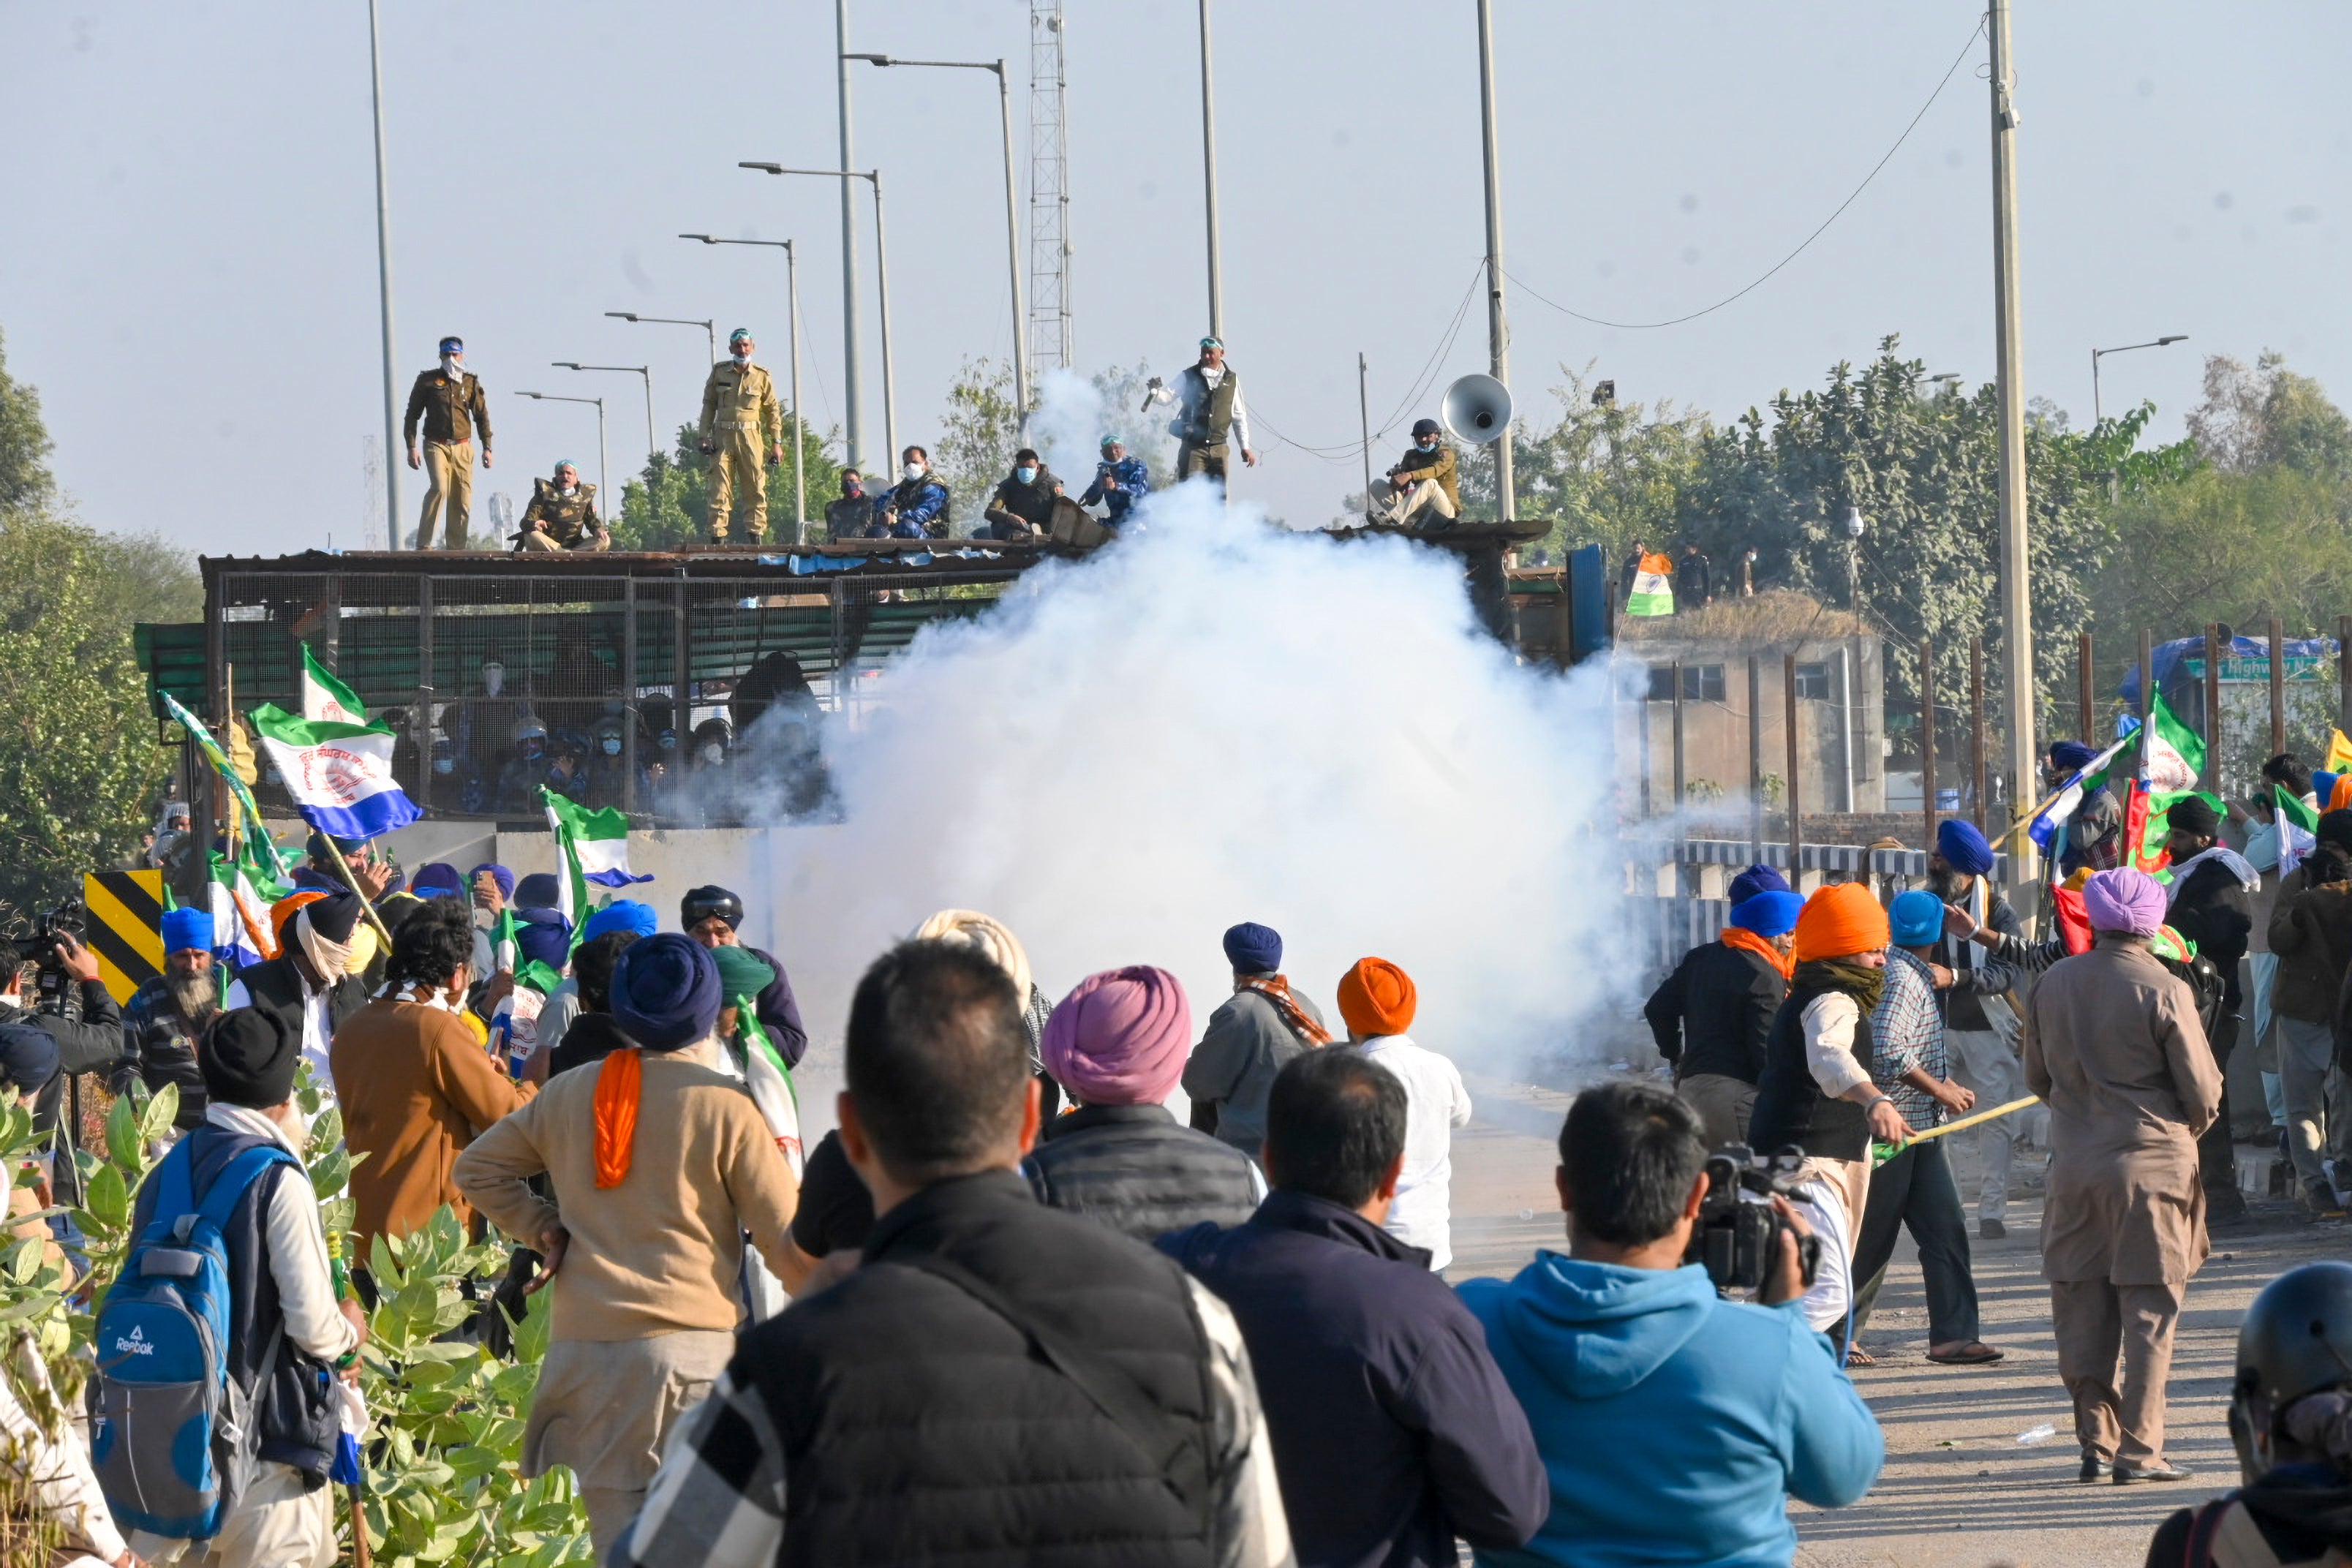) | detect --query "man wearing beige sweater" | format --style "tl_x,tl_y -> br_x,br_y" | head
453,932 -> 799,1556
